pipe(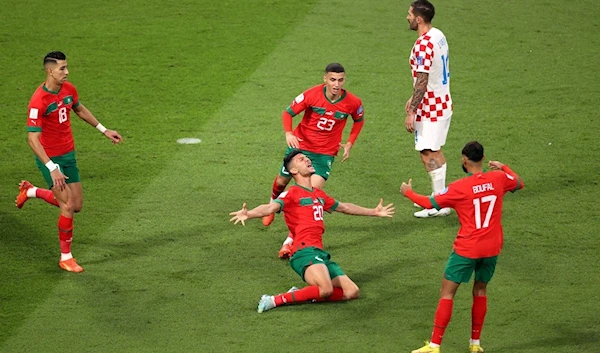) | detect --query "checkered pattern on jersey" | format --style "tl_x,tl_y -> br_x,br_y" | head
415,92 -> 452,122
410,35 -> 434,76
